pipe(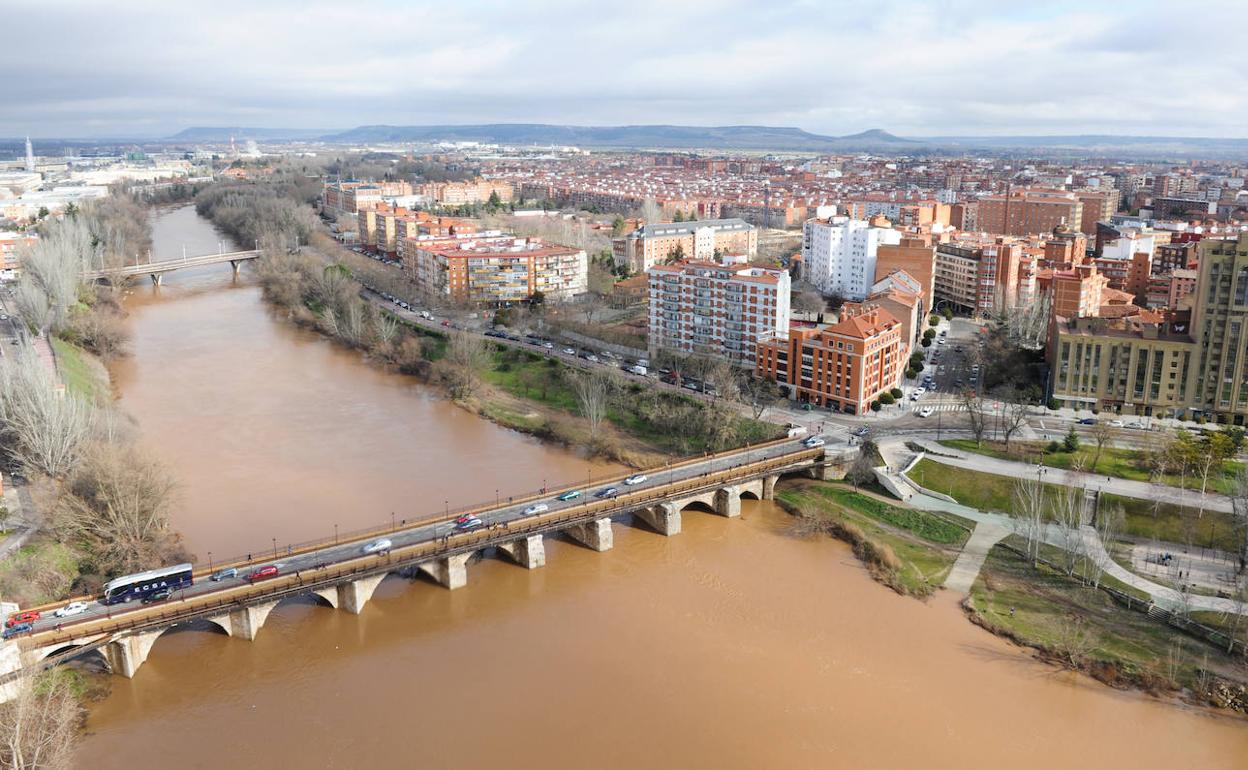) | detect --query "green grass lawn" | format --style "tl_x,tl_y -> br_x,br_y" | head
481,345 -> 780,457
909,459 -> 1242,552
969,545 -> 1246,691
777,483 -> 966,596
939,438 -> 1242,495
50,337 -> 105,400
